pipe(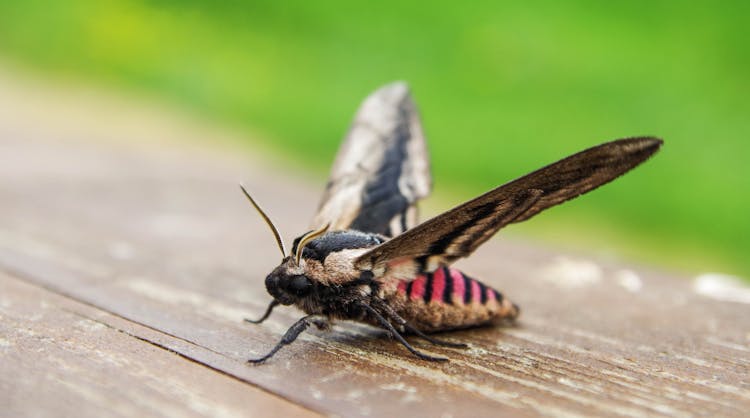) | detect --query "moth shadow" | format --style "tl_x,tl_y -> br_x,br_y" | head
321,319 -> 520,355
427,319 -> 521,345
